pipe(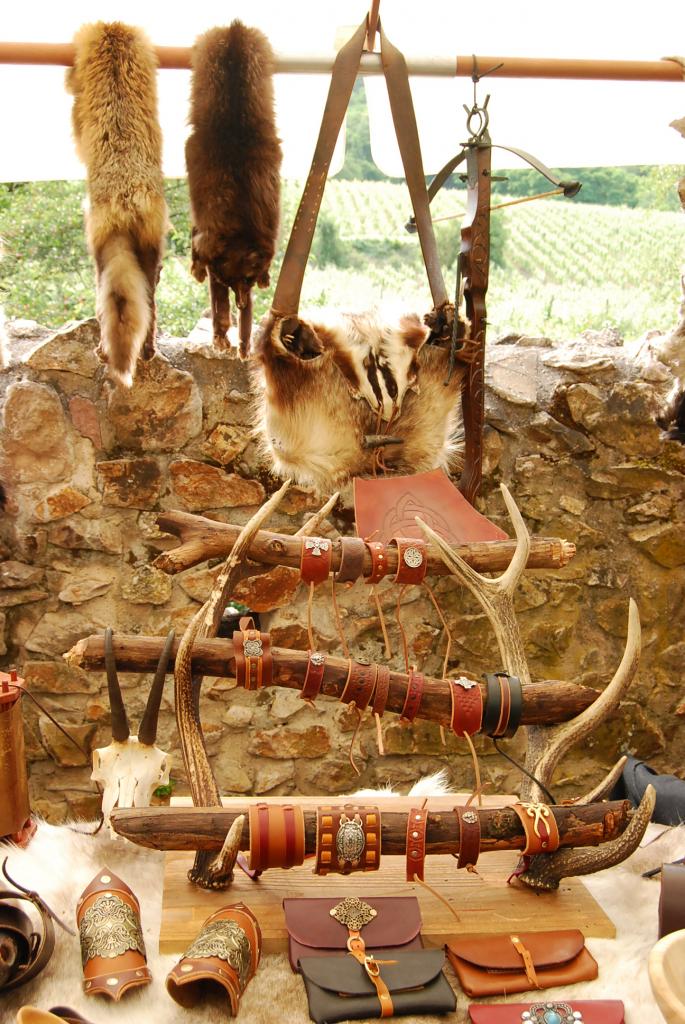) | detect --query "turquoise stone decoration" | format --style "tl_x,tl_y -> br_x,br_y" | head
521,1004 -> 583,1024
